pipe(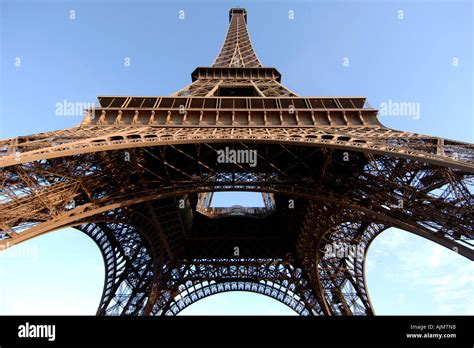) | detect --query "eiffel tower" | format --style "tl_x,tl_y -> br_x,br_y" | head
1,8 -> 473,316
